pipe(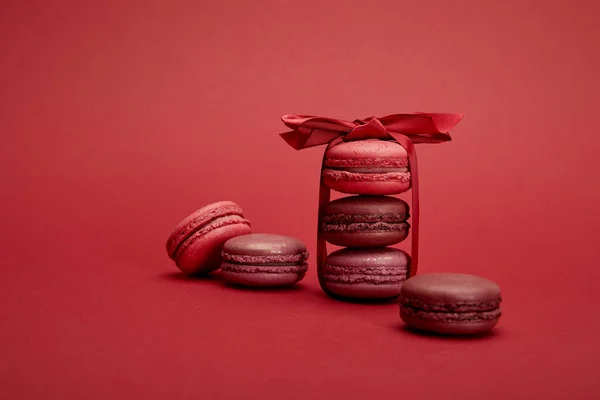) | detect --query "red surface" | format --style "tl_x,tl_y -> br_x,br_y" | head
1,1 -> 599,398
